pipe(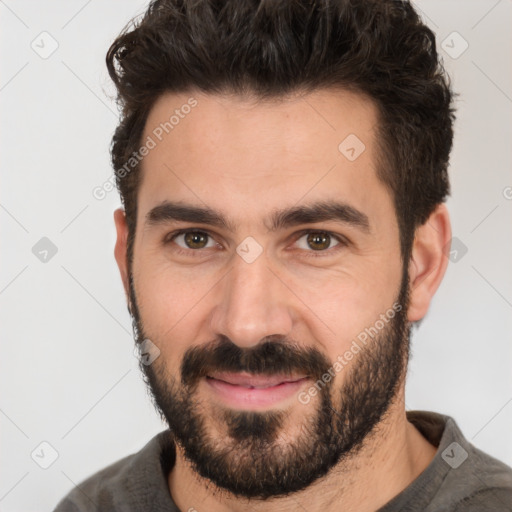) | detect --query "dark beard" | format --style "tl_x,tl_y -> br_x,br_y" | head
128,269 -> 411,500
